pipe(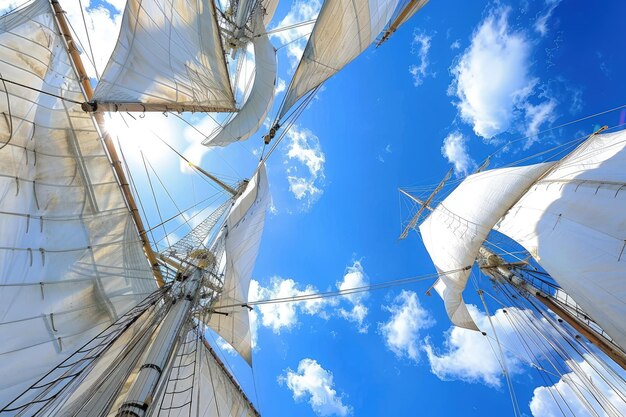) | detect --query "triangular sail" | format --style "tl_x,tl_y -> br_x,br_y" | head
495,130 -> 626,351
278,0 -> 401,119
204,14 -> 277,147
0,0 -> 156,405
419,163 -> 553,329
90,0 -> 235,113
208,164 -> 270,364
